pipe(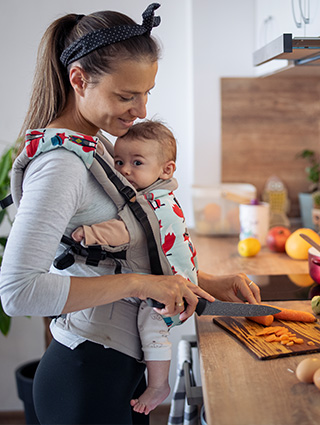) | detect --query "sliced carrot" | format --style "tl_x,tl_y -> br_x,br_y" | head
293,338 -> 304,344
279,334 -> 289,341
255,326 -> 279,336
307,341 -> 315,346
275,328 -> 289,336
247,315 -> 274,326
263,304 -> 316,322
265,334 -> 276,342
255,325 -> 307,347
255,329 -> 272,336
